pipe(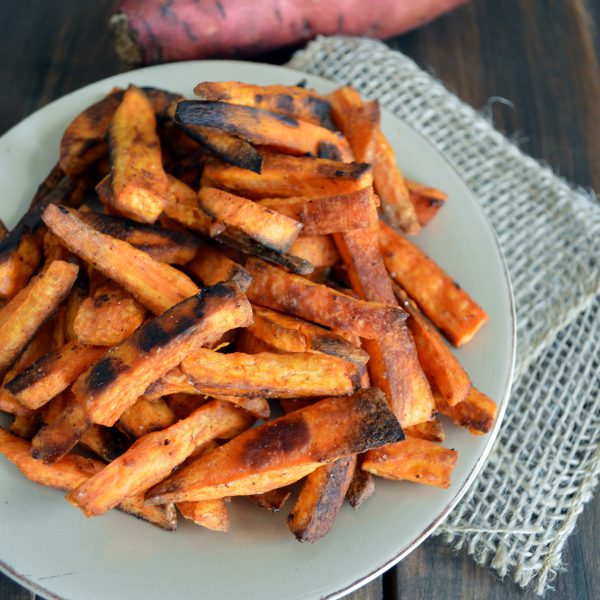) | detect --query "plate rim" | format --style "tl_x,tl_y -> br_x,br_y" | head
0,59 -> 517,600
